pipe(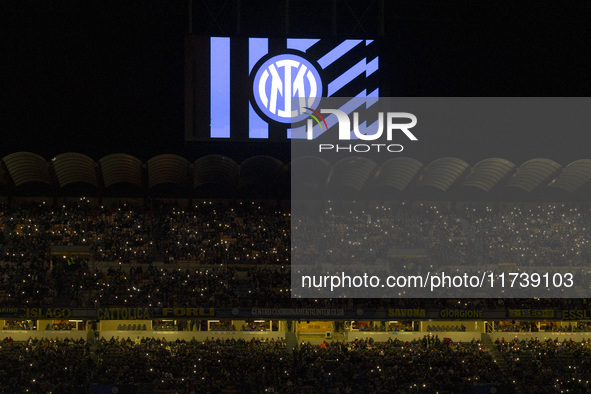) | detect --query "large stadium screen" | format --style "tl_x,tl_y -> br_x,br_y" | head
185,36 -> 380,141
